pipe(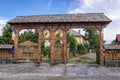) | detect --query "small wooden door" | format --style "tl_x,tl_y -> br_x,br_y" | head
17,41 -> 38,62
54,44 -> 64,61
